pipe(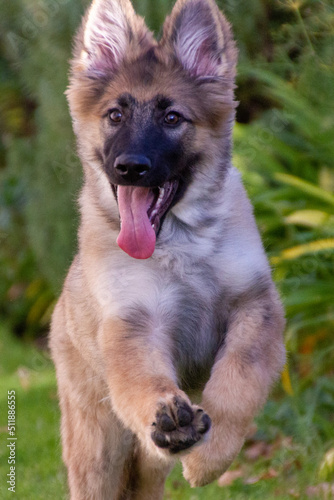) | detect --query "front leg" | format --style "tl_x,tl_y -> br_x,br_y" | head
99,317 -> 210,461
182,286 -> 286,486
